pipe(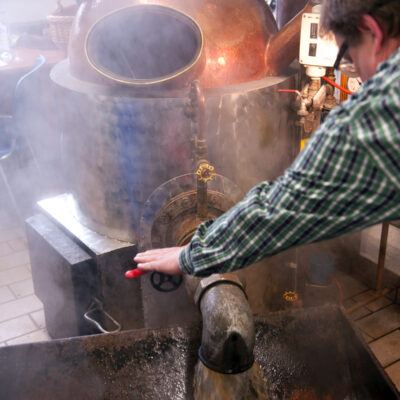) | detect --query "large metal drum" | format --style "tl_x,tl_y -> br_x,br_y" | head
51,0 -> 303,243
52,62 -> 297,243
